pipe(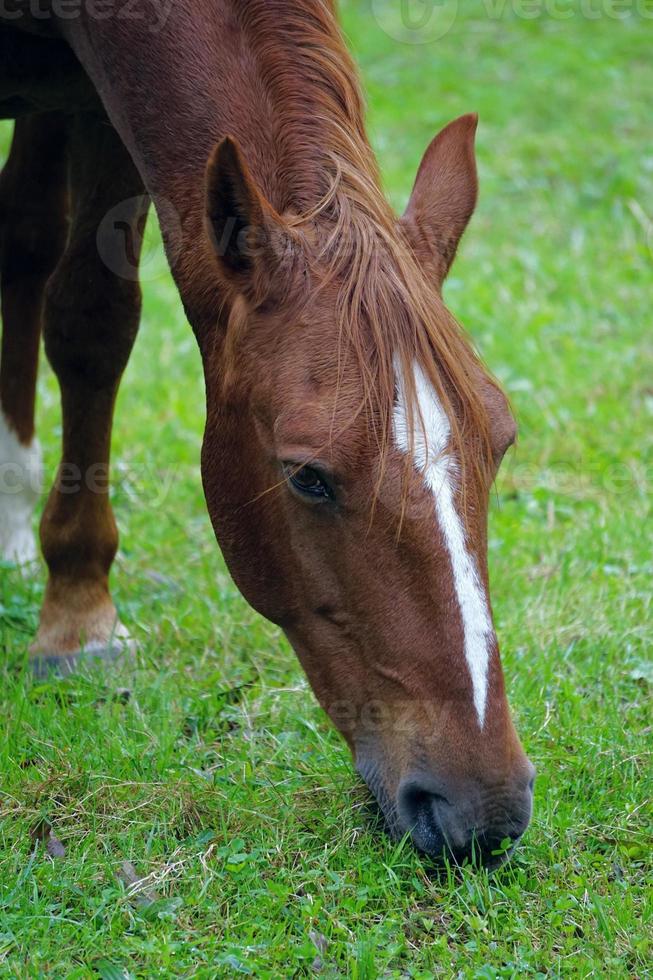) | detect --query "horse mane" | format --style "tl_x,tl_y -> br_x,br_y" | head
234,0 -> 495,505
